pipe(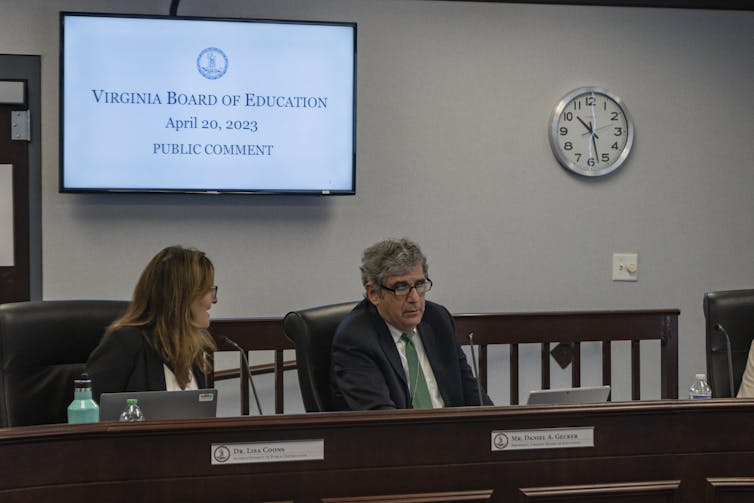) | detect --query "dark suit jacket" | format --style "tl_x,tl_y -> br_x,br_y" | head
331,298 -> 492,410
86,326 -> 207,402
